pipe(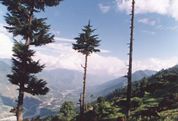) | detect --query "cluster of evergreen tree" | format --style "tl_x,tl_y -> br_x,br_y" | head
101,65 -> 178,121
0,0 -> 102,120
0,0 -> 62,121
